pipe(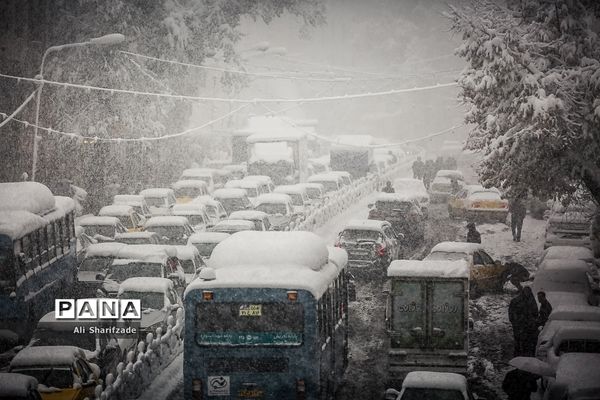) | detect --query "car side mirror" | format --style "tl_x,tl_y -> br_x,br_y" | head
384,388 -> 401,400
